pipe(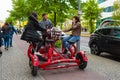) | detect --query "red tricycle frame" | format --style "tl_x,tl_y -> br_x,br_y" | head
27,30 -> 88,76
